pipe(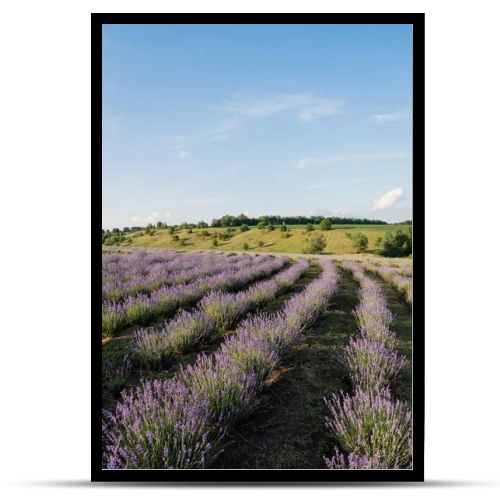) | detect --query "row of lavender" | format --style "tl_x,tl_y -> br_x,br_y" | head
102,255 -> 289,336
363,262 -> 413,305
103,251 -> 271,303
103,260 -> 340,469
323,261 -> 412,469
132,259 -> 310,369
